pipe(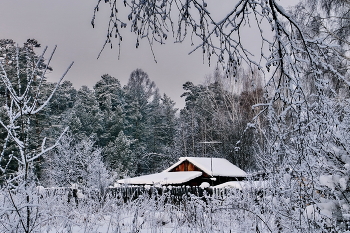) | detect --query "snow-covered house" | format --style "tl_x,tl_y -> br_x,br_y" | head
117,157 -> 247,186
